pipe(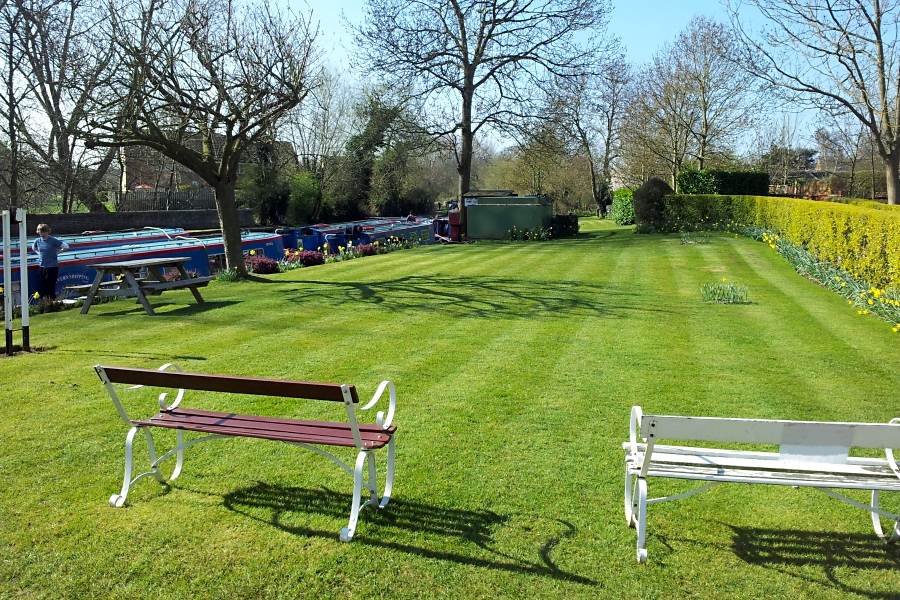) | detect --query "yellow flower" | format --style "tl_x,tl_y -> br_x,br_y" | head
893,326 -> 899,333
868,299 -> 874,305
863,310 -> 869,315
0,286 -> 3,293
841,282 -> 846,287
33,292 -> 39,299
858,310 -> 863,314
722,278 -> 727,283
249,250 -> 256,256
835,276 -> 840,281
848,300 -> 853,305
